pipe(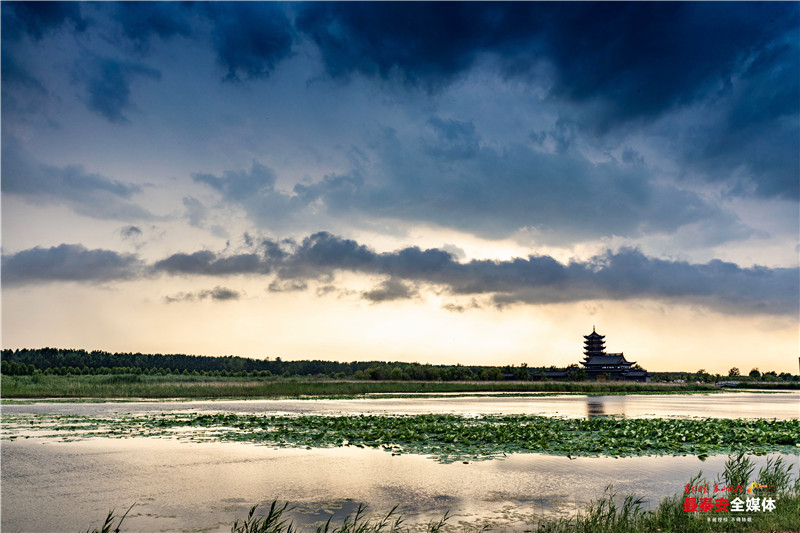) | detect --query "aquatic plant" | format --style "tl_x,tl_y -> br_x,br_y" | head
6,412 -> 798,462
